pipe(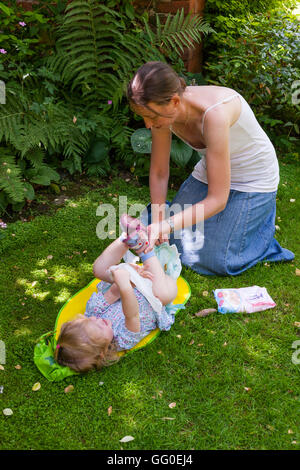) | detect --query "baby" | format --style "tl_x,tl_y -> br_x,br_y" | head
55,215 -> 178,373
